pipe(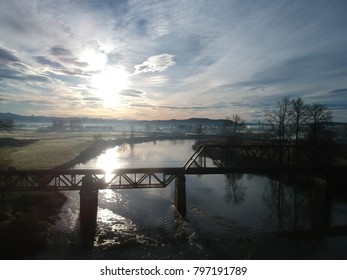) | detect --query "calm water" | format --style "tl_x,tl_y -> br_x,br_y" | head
36,140 -> 347,259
